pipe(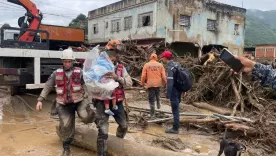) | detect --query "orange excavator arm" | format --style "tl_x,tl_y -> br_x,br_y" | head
8,0 -> 42,42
